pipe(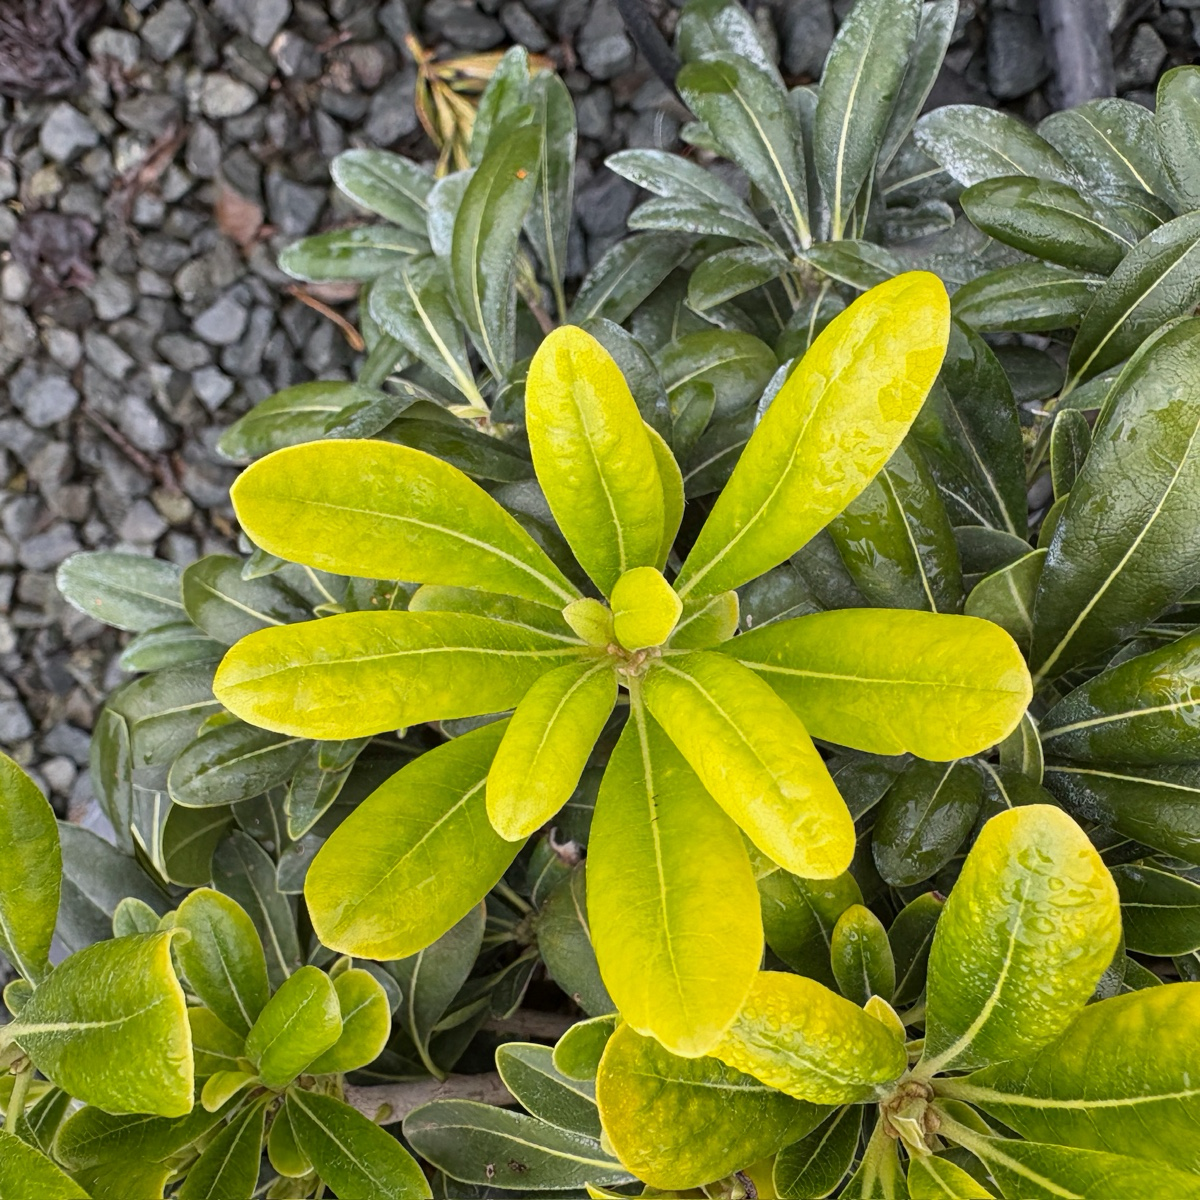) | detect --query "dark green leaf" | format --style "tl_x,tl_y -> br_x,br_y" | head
1112,863 -> 1200,954
536,864 -> 614,1017
182,555 -> 311,646
569,233 -> 694,324
952,264 -> 1103,333
495,1042 -> 600,1139
278,225 -> 429,282
331,150 -> 433,233
774,1106 -> 862,1200
889,891 -> 944,1007
56,552 -> 183,632
1156,66 -> 1200,211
